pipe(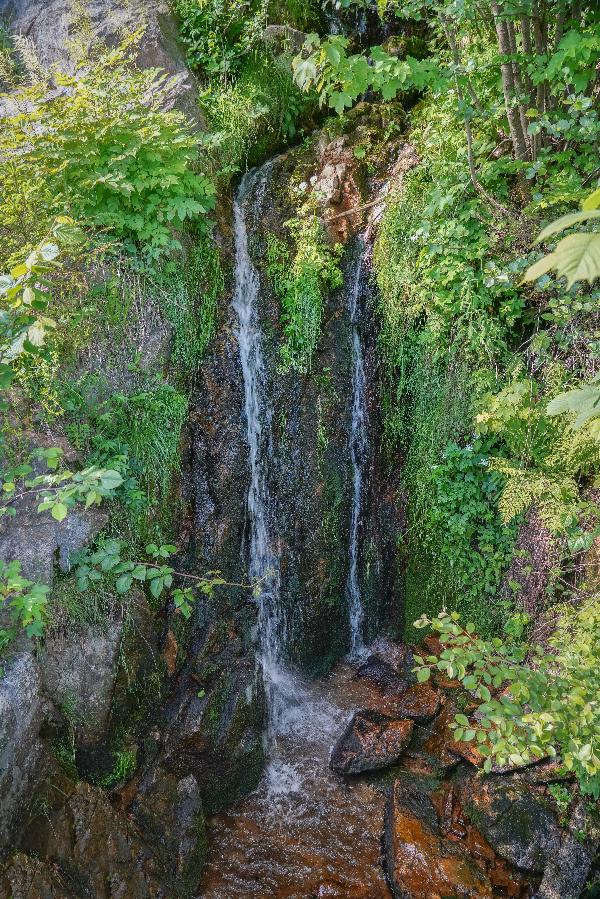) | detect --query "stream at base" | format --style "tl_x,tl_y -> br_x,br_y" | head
199,661 -> 392,899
